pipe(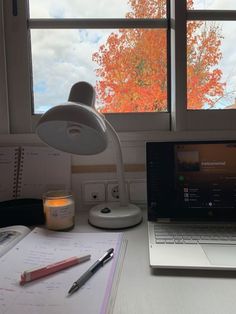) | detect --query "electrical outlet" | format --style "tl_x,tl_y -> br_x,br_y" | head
129,180 -> 146,203
107,182 -> 128,202
83,182 -> 106,204
112,185 -> 119,199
